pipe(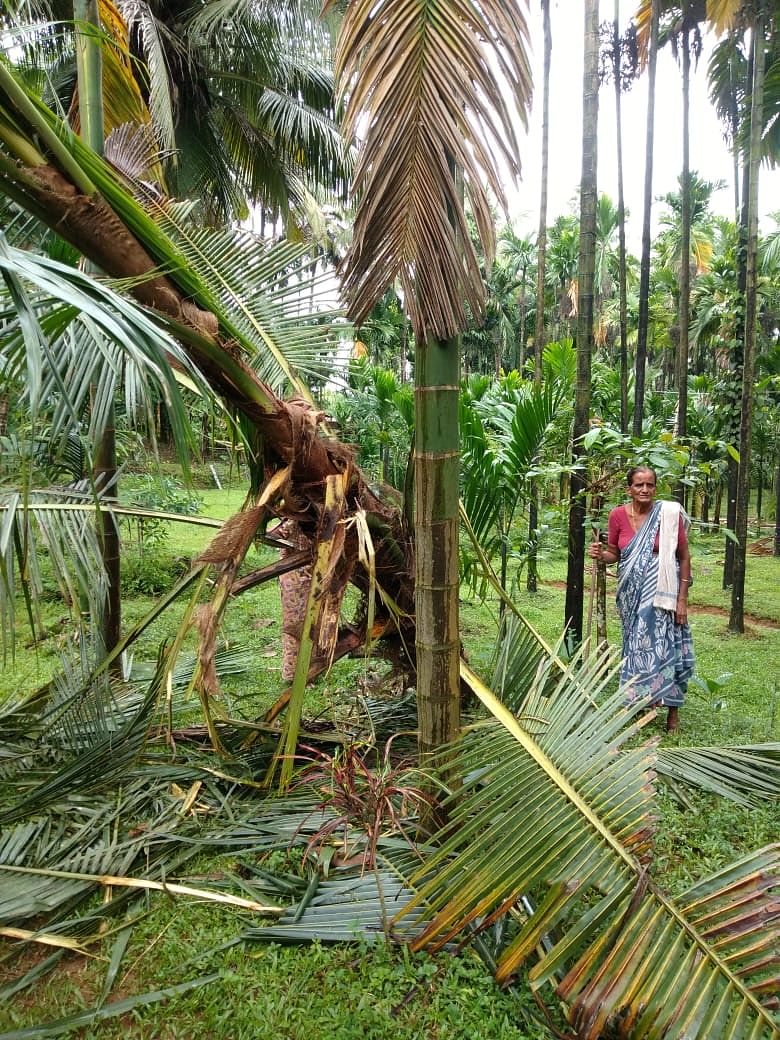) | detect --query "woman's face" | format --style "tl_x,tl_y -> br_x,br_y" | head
627,470 -> 657,508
